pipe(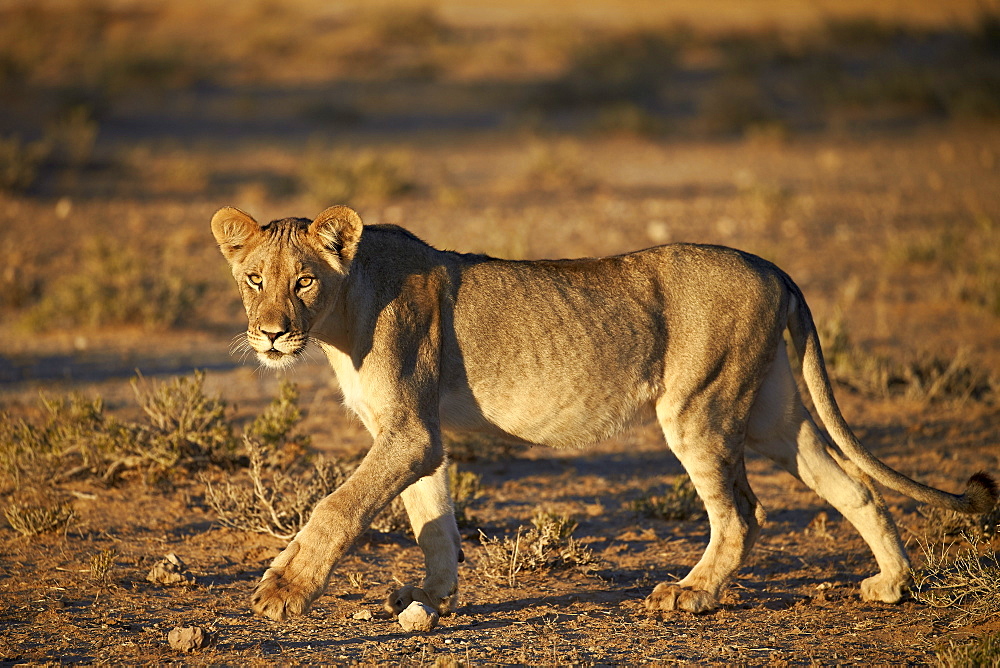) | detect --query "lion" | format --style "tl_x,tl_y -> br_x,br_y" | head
210,204 -> 996,622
